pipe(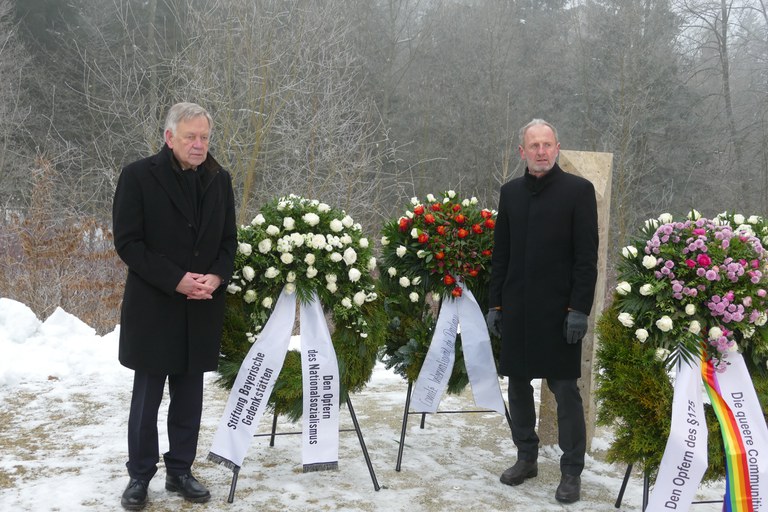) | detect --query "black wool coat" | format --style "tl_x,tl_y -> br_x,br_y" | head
113,145 -> 237,375
488,163 -> 598,379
